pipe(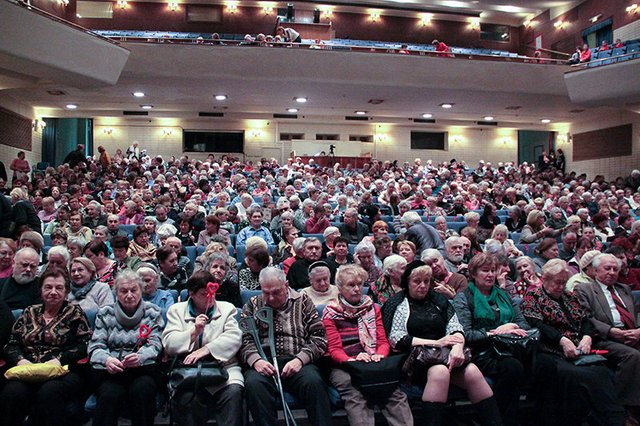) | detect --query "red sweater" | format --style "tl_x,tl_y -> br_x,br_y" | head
323,304 -> 390,364
306,216 -> 330,233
